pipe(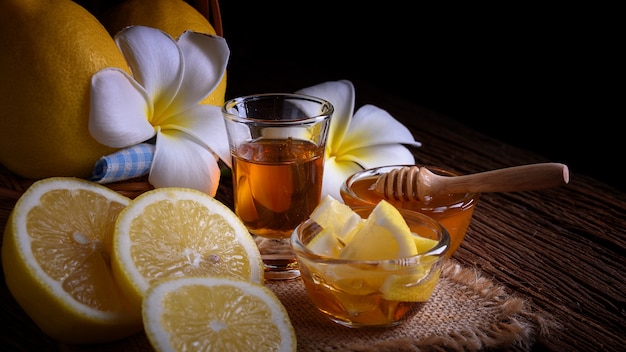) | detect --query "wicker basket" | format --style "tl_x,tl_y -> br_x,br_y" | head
190,0 -> 223,36
0,0 -> 225,217
77,0 -> 223,36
